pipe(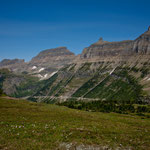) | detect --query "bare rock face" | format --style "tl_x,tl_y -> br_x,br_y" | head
0,47 -> 76,77
2,76 -> 25,95
29,47 -> 75,69
133,26 -> 150,54
80,27 -> 150,61
0,59 -> 26,72
80,40 -> 133,60
0,59 -> 25,67
1,26 -> 150,77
